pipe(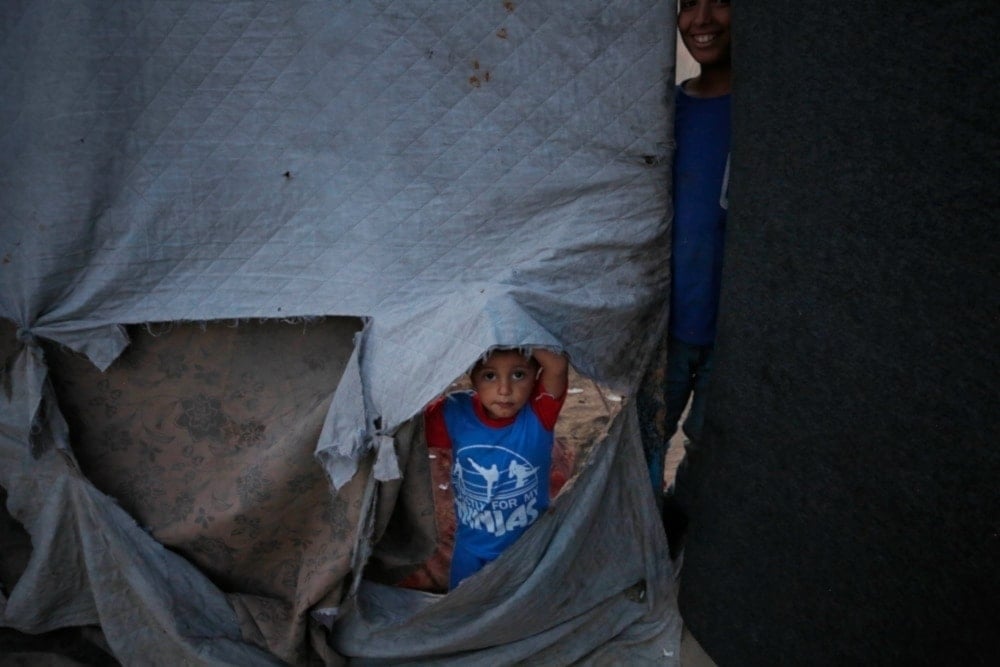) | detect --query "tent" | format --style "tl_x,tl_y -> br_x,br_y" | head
1,1 -> 682,664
